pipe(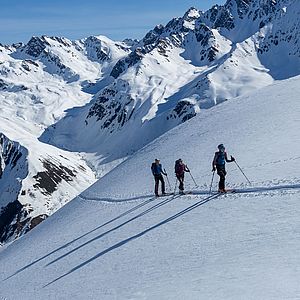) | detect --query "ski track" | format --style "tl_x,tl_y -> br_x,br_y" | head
78,182 -> 300,203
